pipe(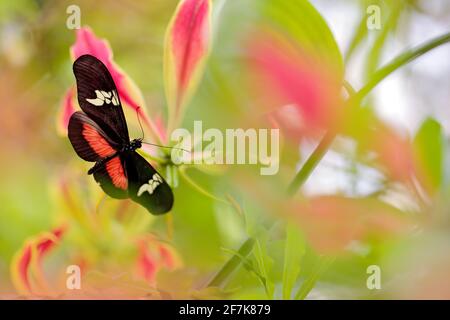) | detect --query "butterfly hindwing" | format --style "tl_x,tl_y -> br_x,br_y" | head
73,54 -> 129,144
93,155 -> 129,199
68,111 -> 119,162
125,152 -> 174,215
